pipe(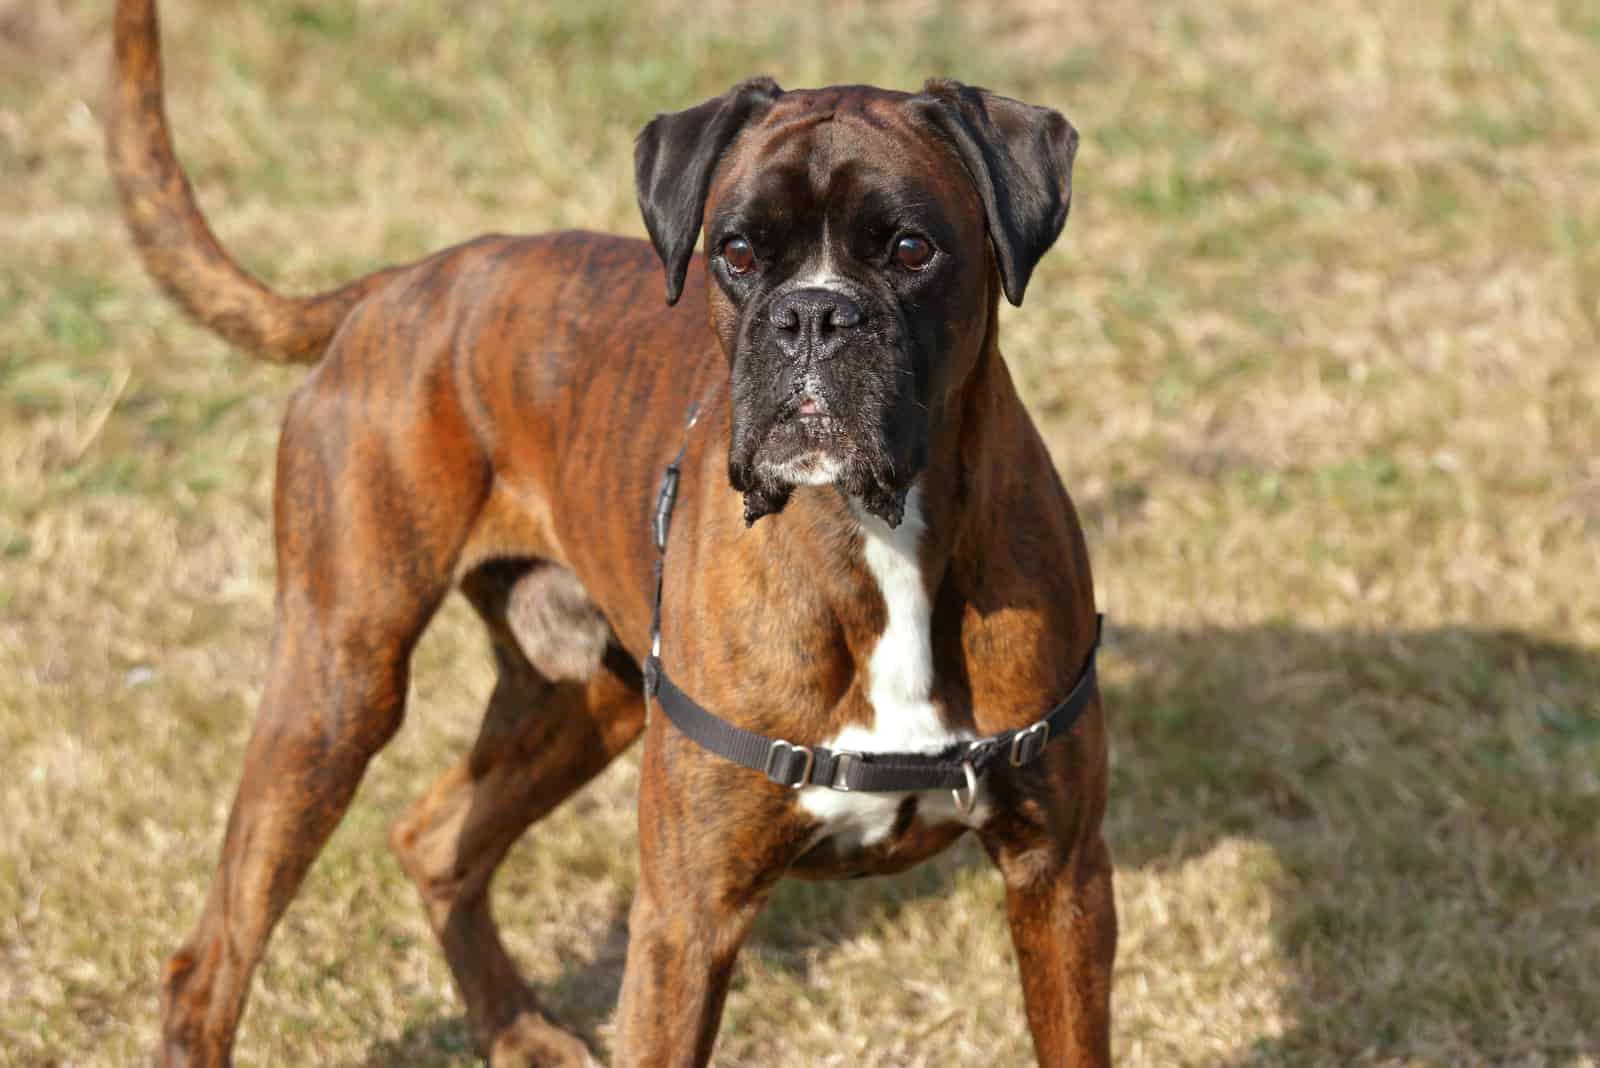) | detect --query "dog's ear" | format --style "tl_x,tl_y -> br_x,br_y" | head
911,80 -> 1078,307
634,78 -> 784,305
